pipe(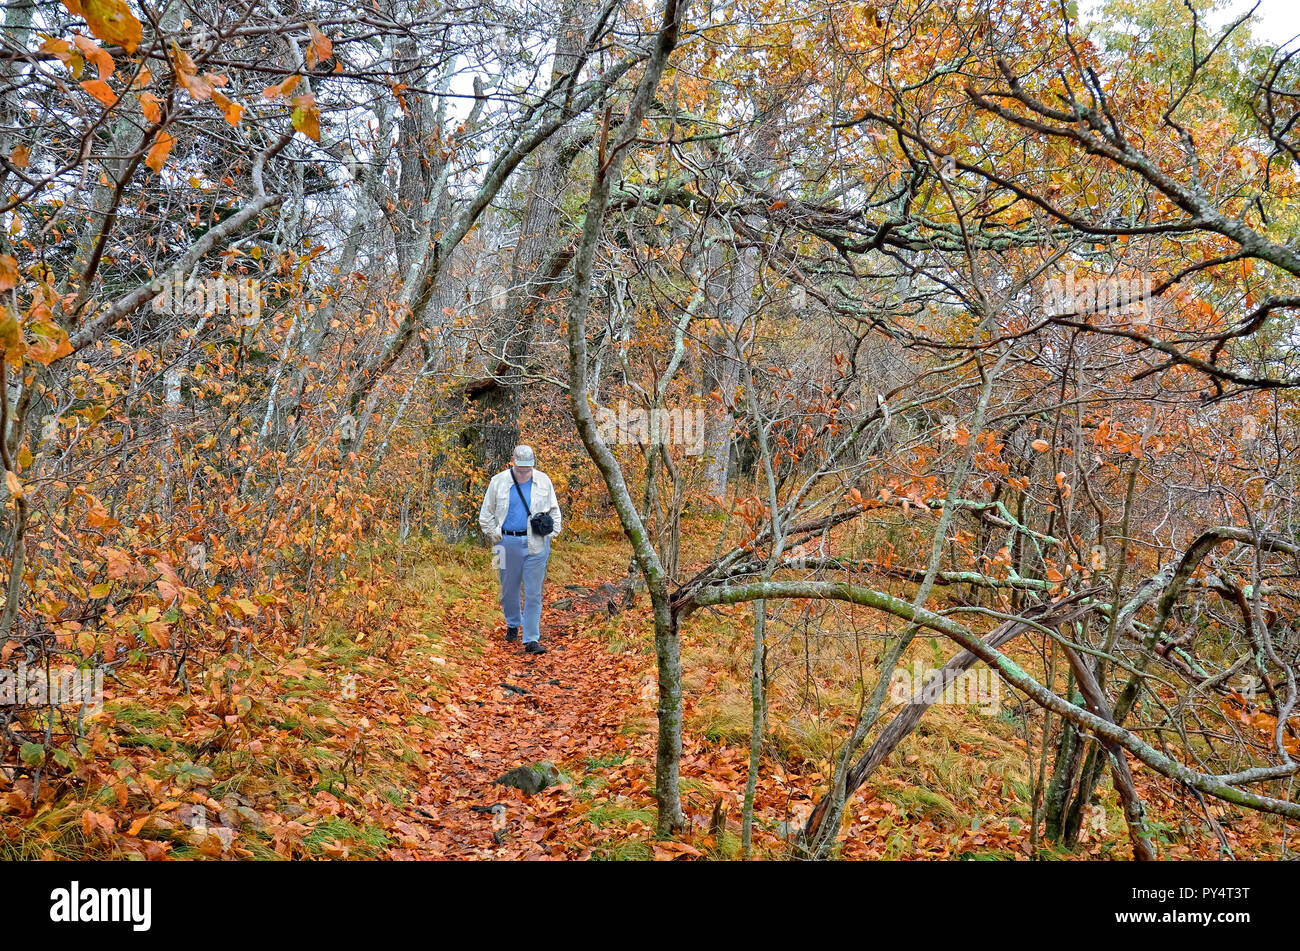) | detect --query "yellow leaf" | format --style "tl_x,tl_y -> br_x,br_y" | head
72,33 -> 114,80
168,41 -> 215,101
104,548 -> 132,579
212,90 -> 244,126
178,70 -> 214,102
41,36 -> 84,78
140,90 -> 162,123
169,40 -> 196,76
308,24 -> 333,65
39,36 -> 73,58
262,74 -> 300,101
290,93 -> 320,141
26,320 -> 73,365
80,79 -> 117,107
145,130 -> 174,173
147,621 -> 171,649
0,306 -> 22,364
81,0 -> 141,54
16,446 -> 32,469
